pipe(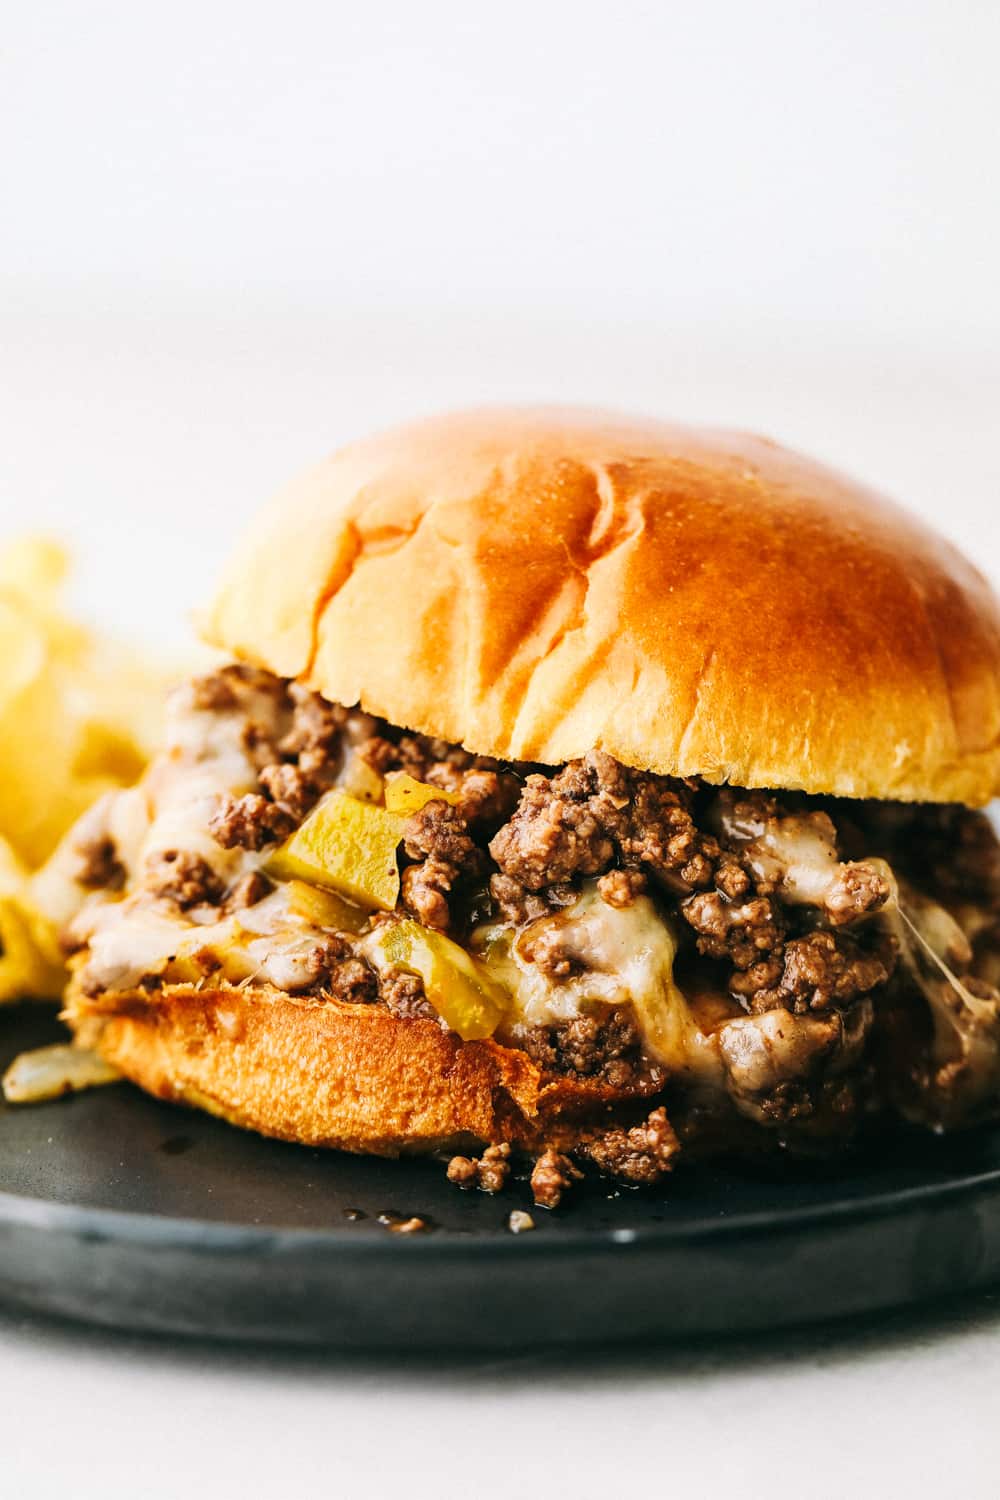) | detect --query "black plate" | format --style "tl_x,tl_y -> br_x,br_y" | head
2,1003 -> 1000,1347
